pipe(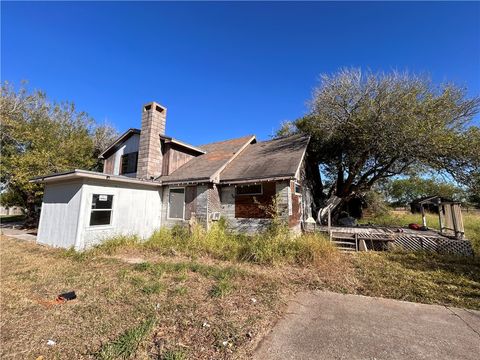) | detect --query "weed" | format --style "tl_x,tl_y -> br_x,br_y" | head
94,317 -> 156,360
210,278 -> 234,298
160,349 -> 187,360
141,282 -> 164,295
